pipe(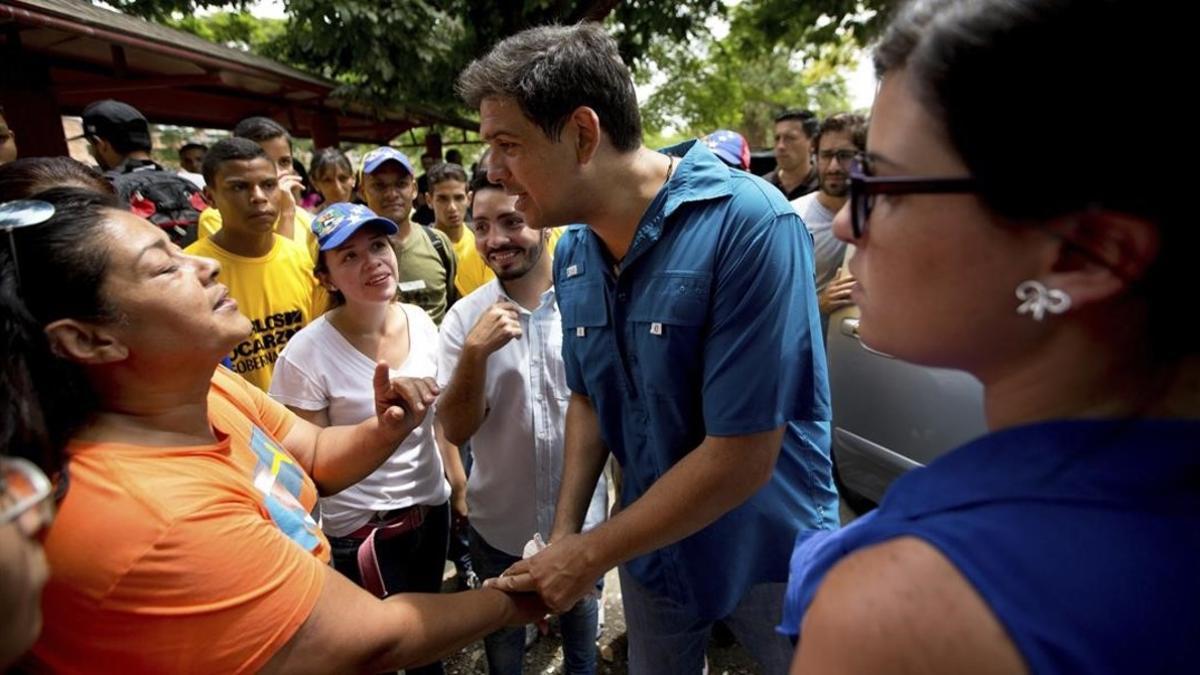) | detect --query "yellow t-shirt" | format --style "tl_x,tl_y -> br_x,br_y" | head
198,207 -> 318,263
447,226 -> 494,298
184,235 -> 326,391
